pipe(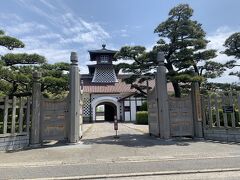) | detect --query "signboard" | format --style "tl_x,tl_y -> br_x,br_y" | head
222,106 -> 234,113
